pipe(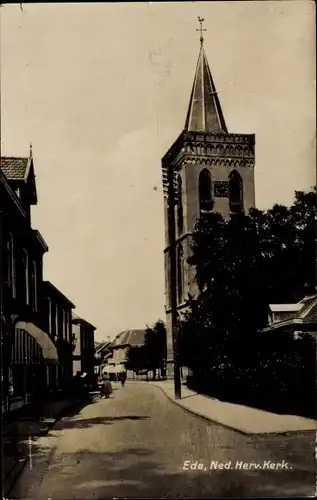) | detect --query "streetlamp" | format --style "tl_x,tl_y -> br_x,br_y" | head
167,163 -> 182,400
